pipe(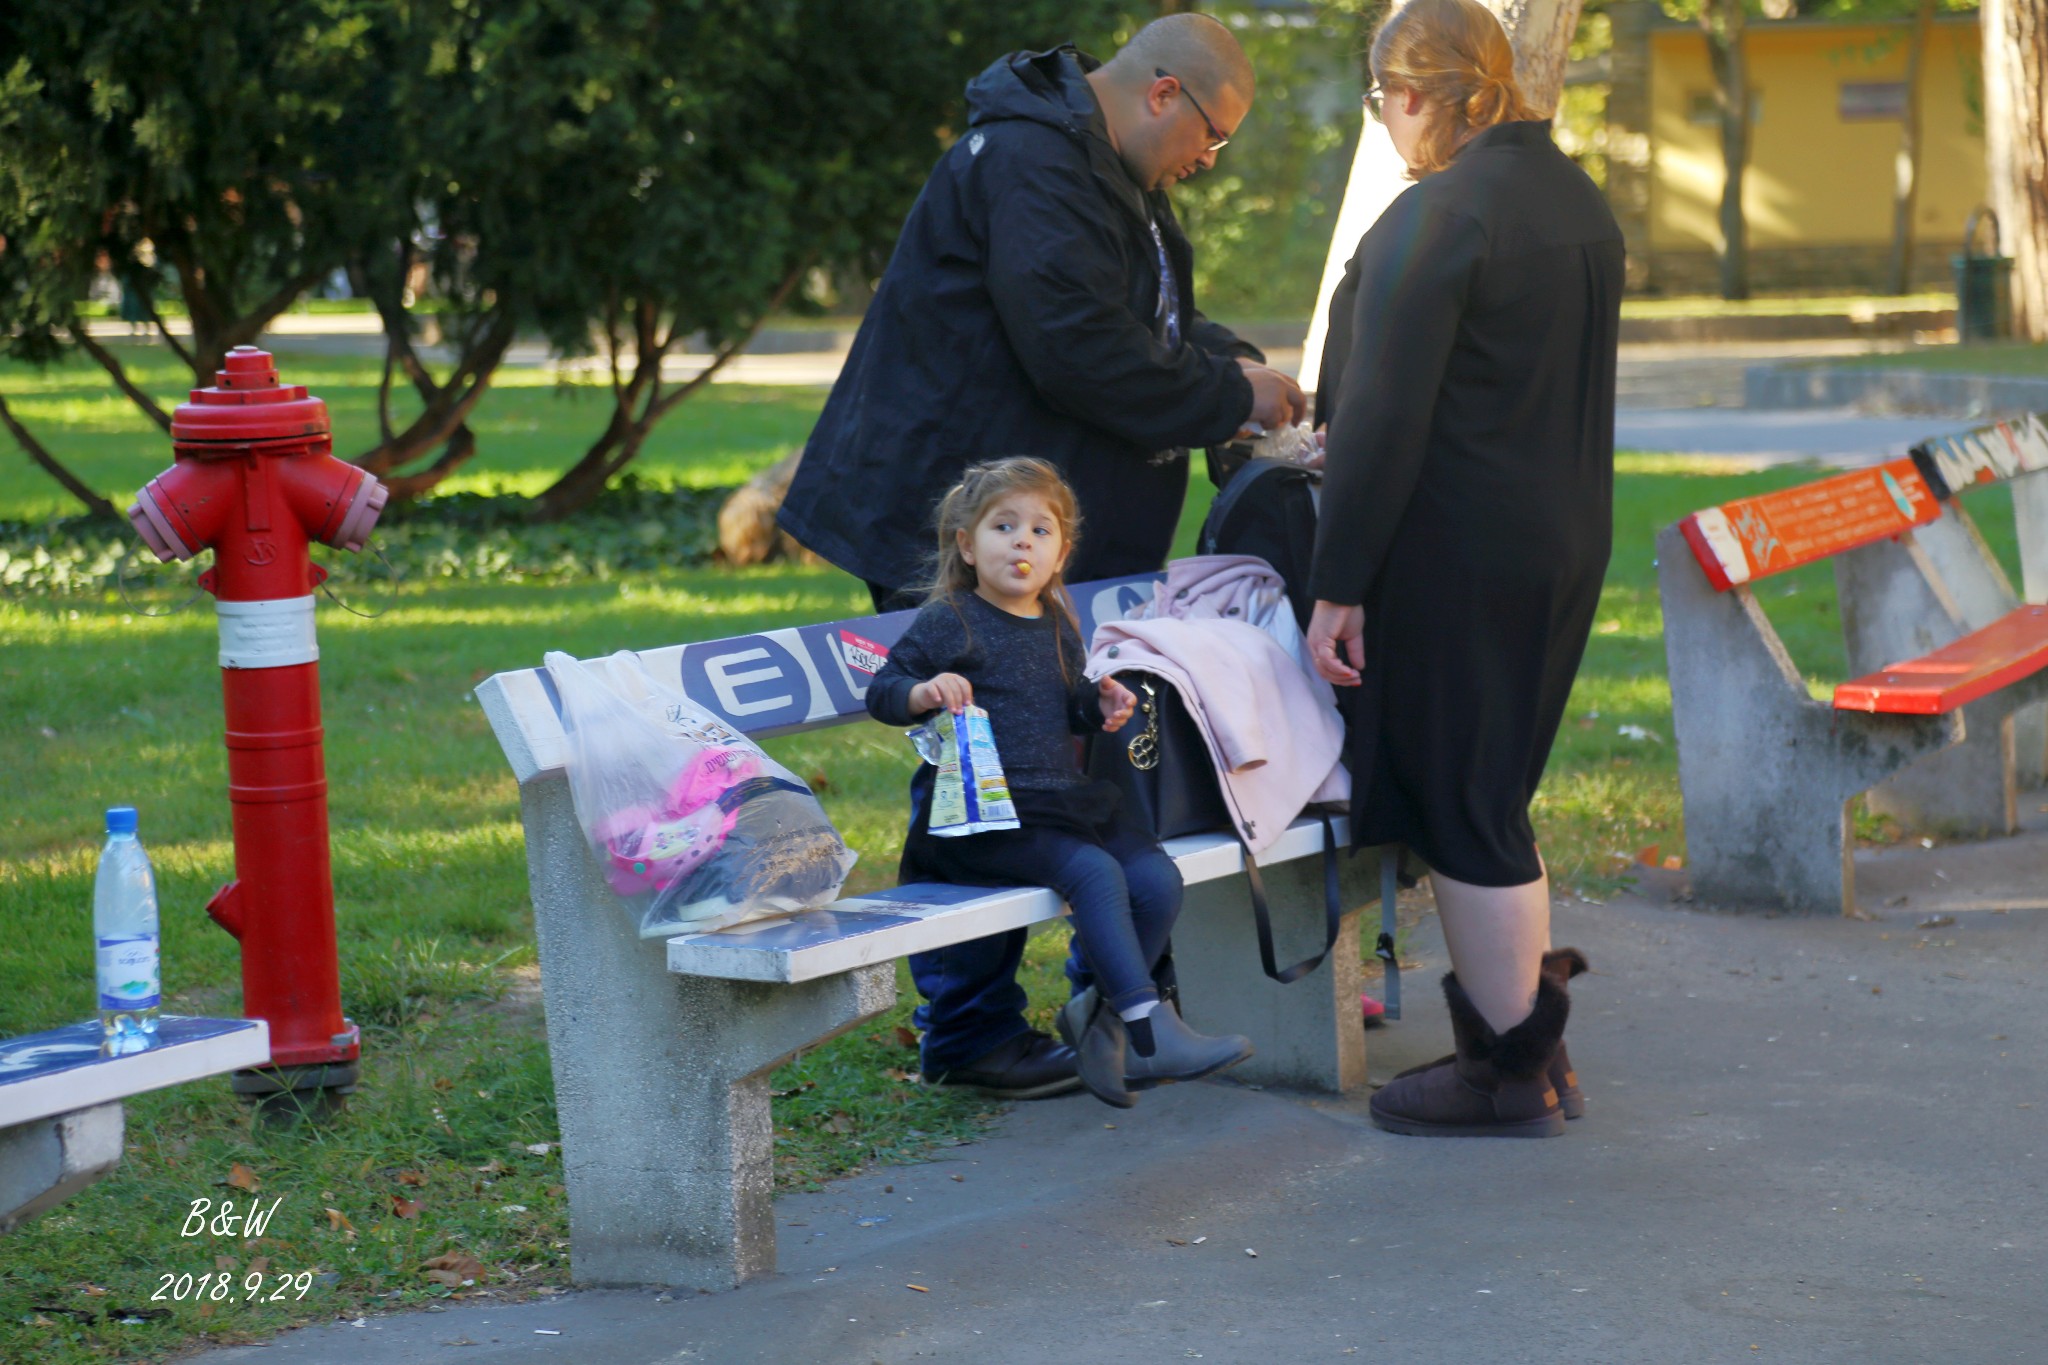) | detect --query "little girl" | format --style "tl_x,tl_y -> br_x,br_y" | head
867,457 -> 1254,1108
